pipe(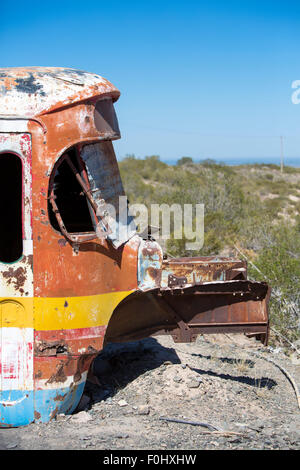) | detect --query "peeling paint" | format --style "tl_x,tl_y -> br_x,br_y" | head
138,239 -> 163,291
0,67 -> 119,116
